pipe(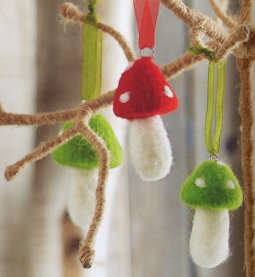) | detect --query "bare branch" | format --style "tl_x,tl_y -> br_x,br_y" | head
161,52 -> 203,79
208,0 -> 237,28
160,0 -> 227,42
0,90 -> 115,127
59,2 -> 136,62
0,109 -> 77,126
239,0 -> 253,24
97,22 -> 136,62
237,57 -> 255,277
77,124 -> 110,268
5,127 -> 79,181
214,25 -> 250,61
